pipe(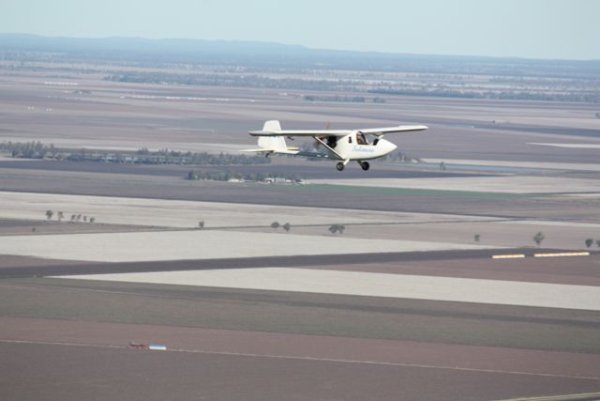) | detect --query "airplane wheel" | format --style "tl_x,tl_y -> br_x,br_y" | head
336,162 -> 345,171
360,161 -> 370,171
